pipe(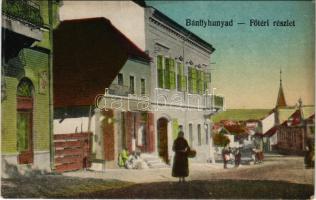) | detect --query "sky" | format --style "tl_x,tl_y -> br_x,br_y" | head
146,1 -> 315,109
